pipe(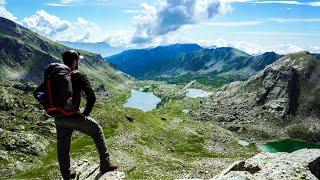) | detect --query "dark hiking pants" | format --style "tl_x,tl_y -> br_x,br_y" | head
54,116 -> 109,179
